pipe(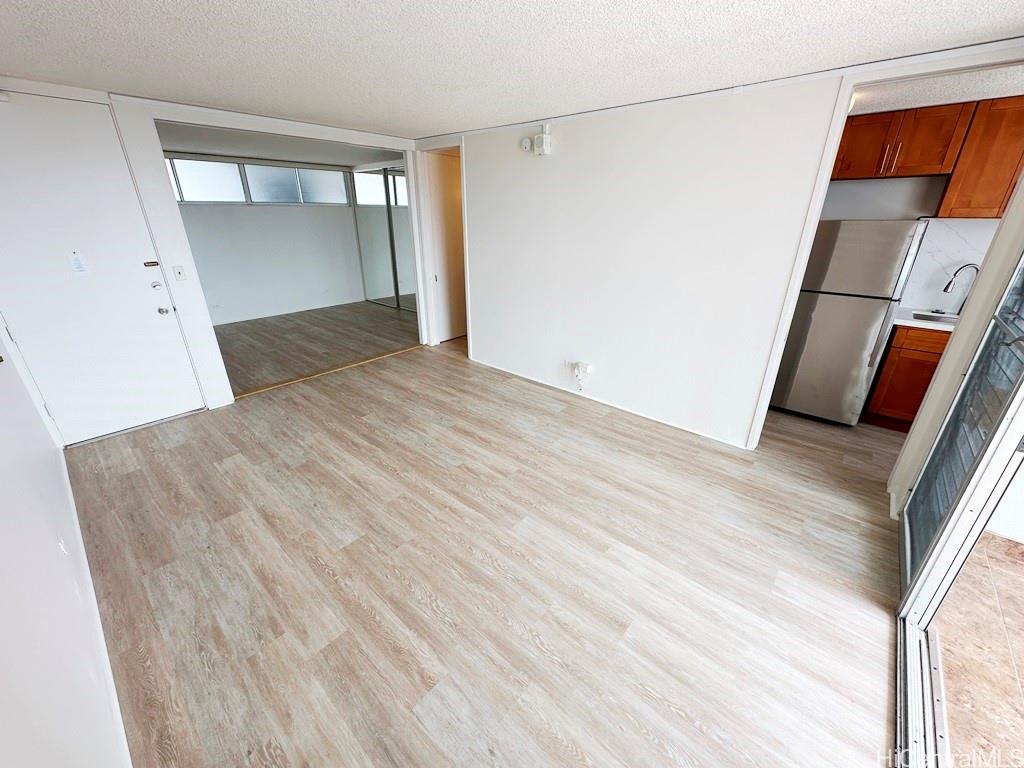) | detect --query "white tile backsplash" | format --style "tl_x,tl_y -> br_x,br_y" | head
901,218 -> 1000,315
